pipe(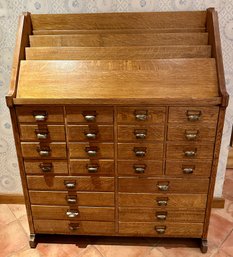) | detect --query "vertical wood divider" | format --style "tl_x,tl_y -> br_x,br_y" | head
163,106 -> 169,175
63,106 -> 70,175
